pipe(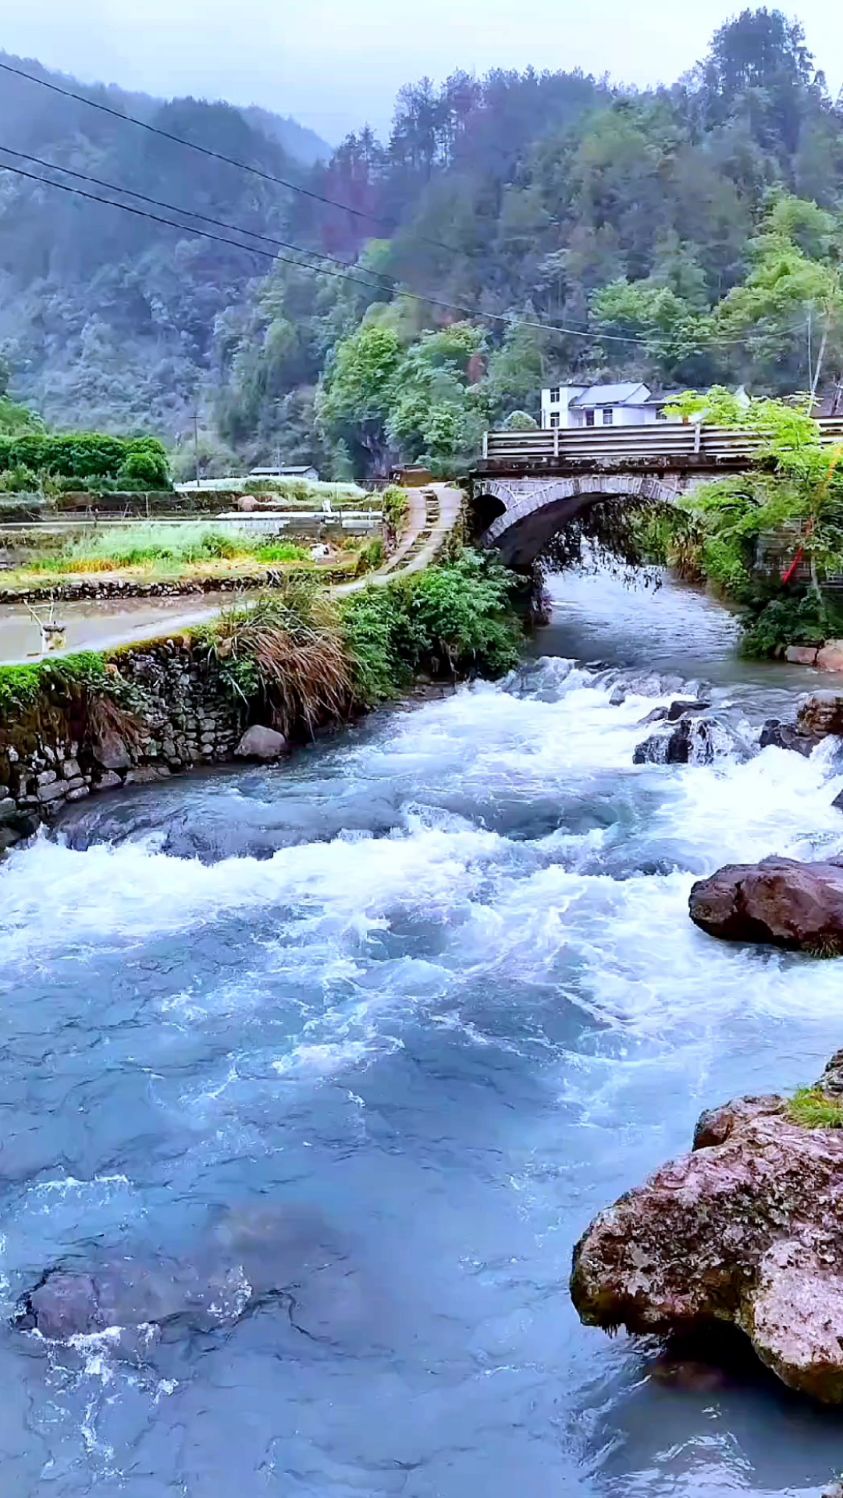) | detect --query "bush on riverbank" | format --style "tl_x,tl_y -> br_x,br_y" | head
342,550 -> 523,704
655,391 -> 843,657
199,584 -> 355,737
